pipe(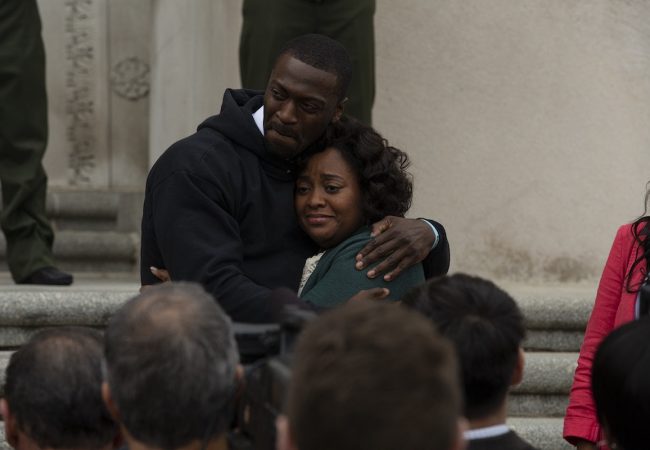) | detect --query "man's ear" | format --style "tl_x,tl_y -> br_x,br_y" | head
276,415 -> 299,450
331,97 -> 348,123
102,382 -> 121,422
1,398 -> 19,448
511,347 -> 525,386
